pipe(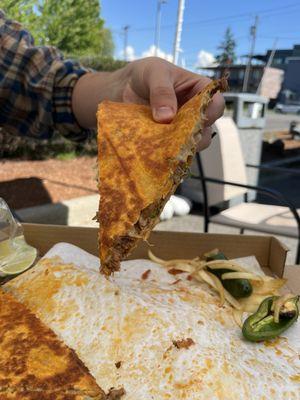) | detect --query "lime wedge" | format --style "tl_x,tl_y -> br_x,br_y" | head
0,236 -> 37,279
